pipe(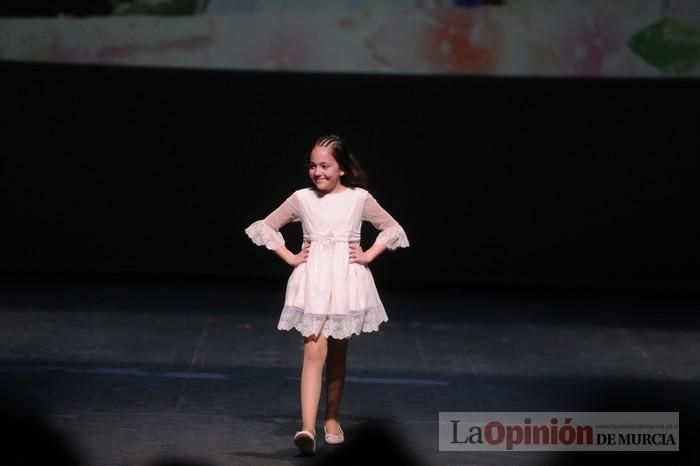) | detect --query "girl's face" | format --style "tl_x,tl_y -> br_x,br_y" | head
309,145 -> 345,193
